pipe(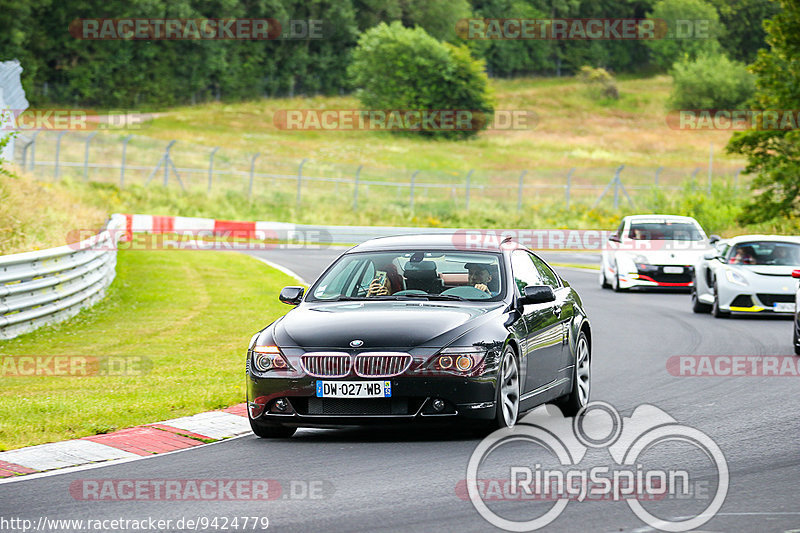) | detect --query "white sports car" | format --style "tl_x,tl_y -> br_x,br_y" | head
600,215 -> 718,292
692,235 -> 800,318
